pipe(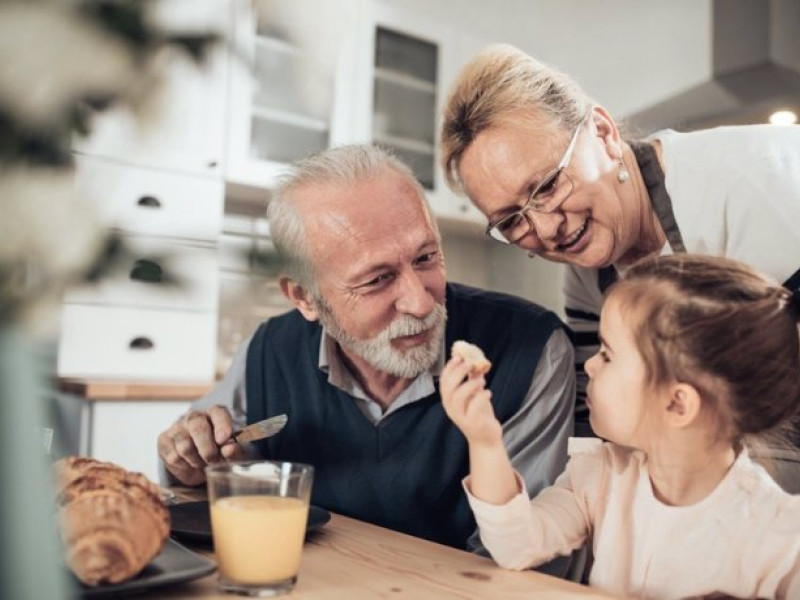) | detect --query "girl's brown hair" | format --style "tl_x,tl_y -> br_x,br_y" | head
609,254 -> 800,441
